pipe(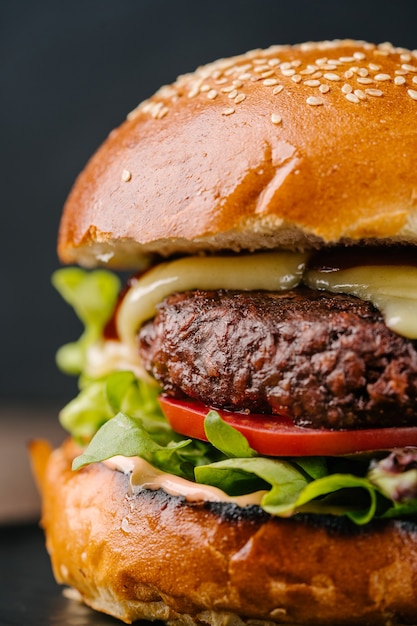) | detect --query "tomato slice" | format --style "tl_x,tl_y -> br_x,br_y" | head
159,397 -> 417,457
